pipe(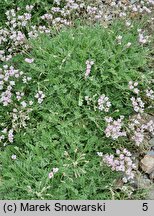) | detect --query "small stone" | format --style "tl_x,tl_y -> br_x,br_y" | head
149,171 -> 154,180
138,178 -> 151,189
146,187 -> 154,200
130,180 -> 138,189
149,138 -> 154,146
137,175 -> 151,189
147,150 -> 154,156
140,155 -> 154,174
131,172 -> 151,189
115,177 -> 124,188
